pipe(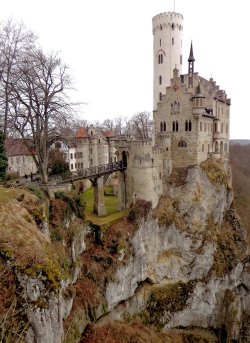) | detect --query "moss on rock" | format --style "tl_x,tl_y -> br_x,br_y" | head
146,281 -> 196,328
